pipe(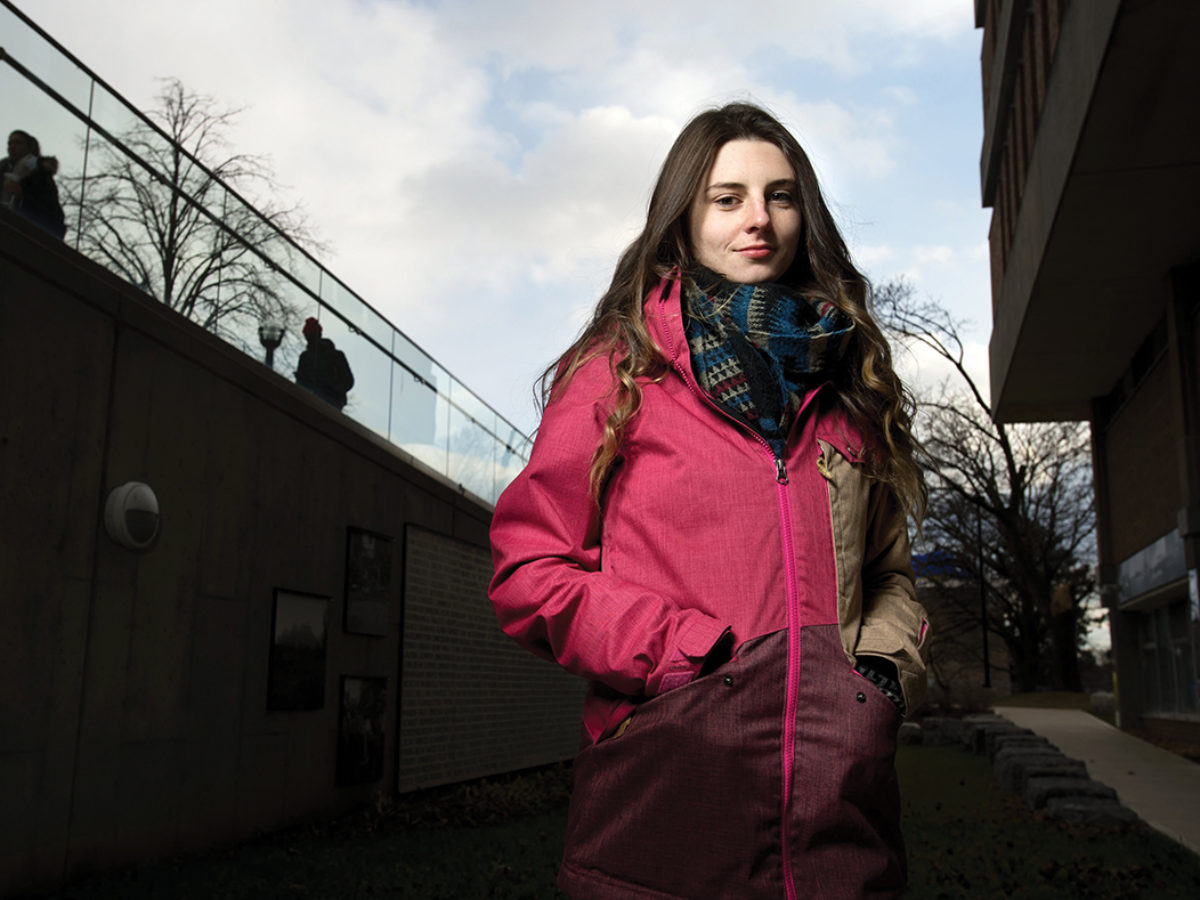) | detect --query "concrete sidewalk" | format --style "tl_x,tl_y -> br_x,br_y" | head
993,706 -> 1200,857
